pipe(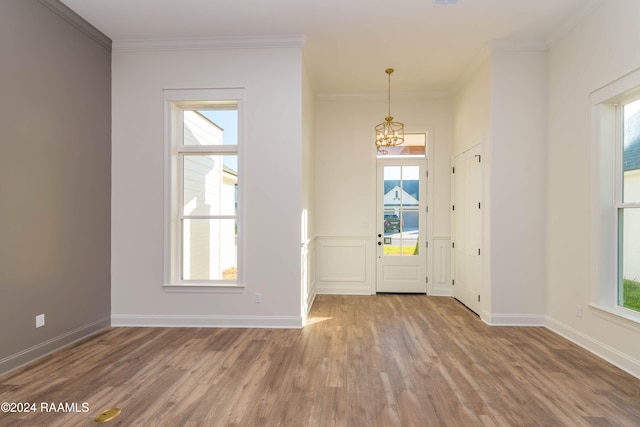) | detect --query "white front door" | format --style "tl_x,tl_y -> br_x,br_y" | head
376,159 -> 427,293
